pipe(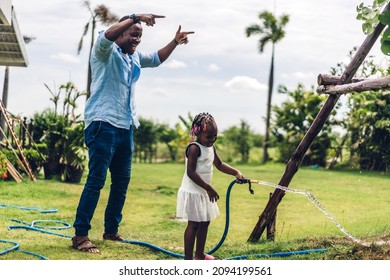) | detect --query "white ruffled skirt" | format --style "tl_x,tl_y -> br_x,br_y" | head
176,188 -> 220,222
